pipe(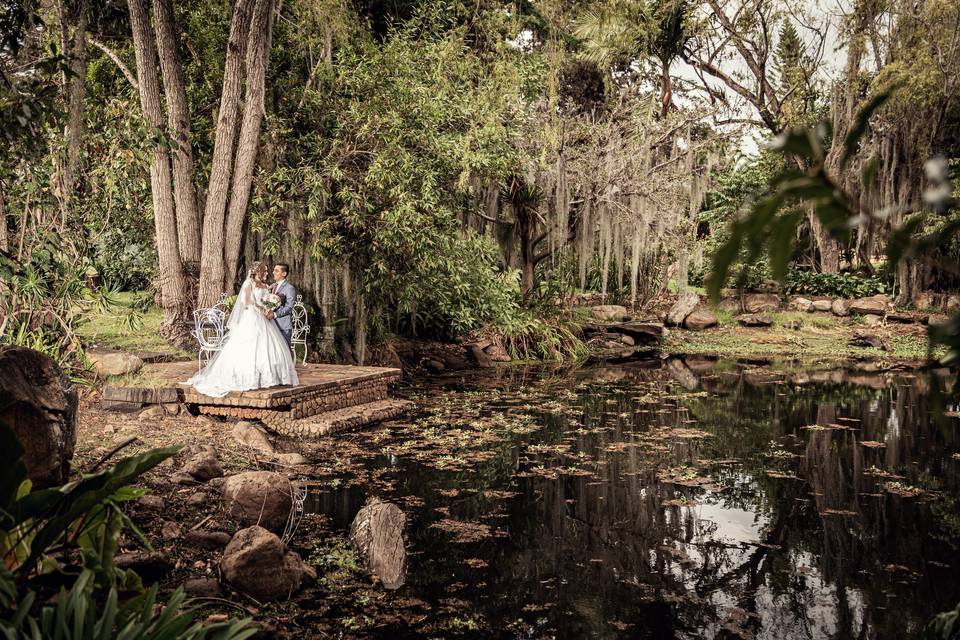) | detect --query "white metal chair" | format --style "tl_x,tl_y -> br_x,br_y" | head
291,294 -> 309,364
214,292 -> 229,313
192,307 -> 228,372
